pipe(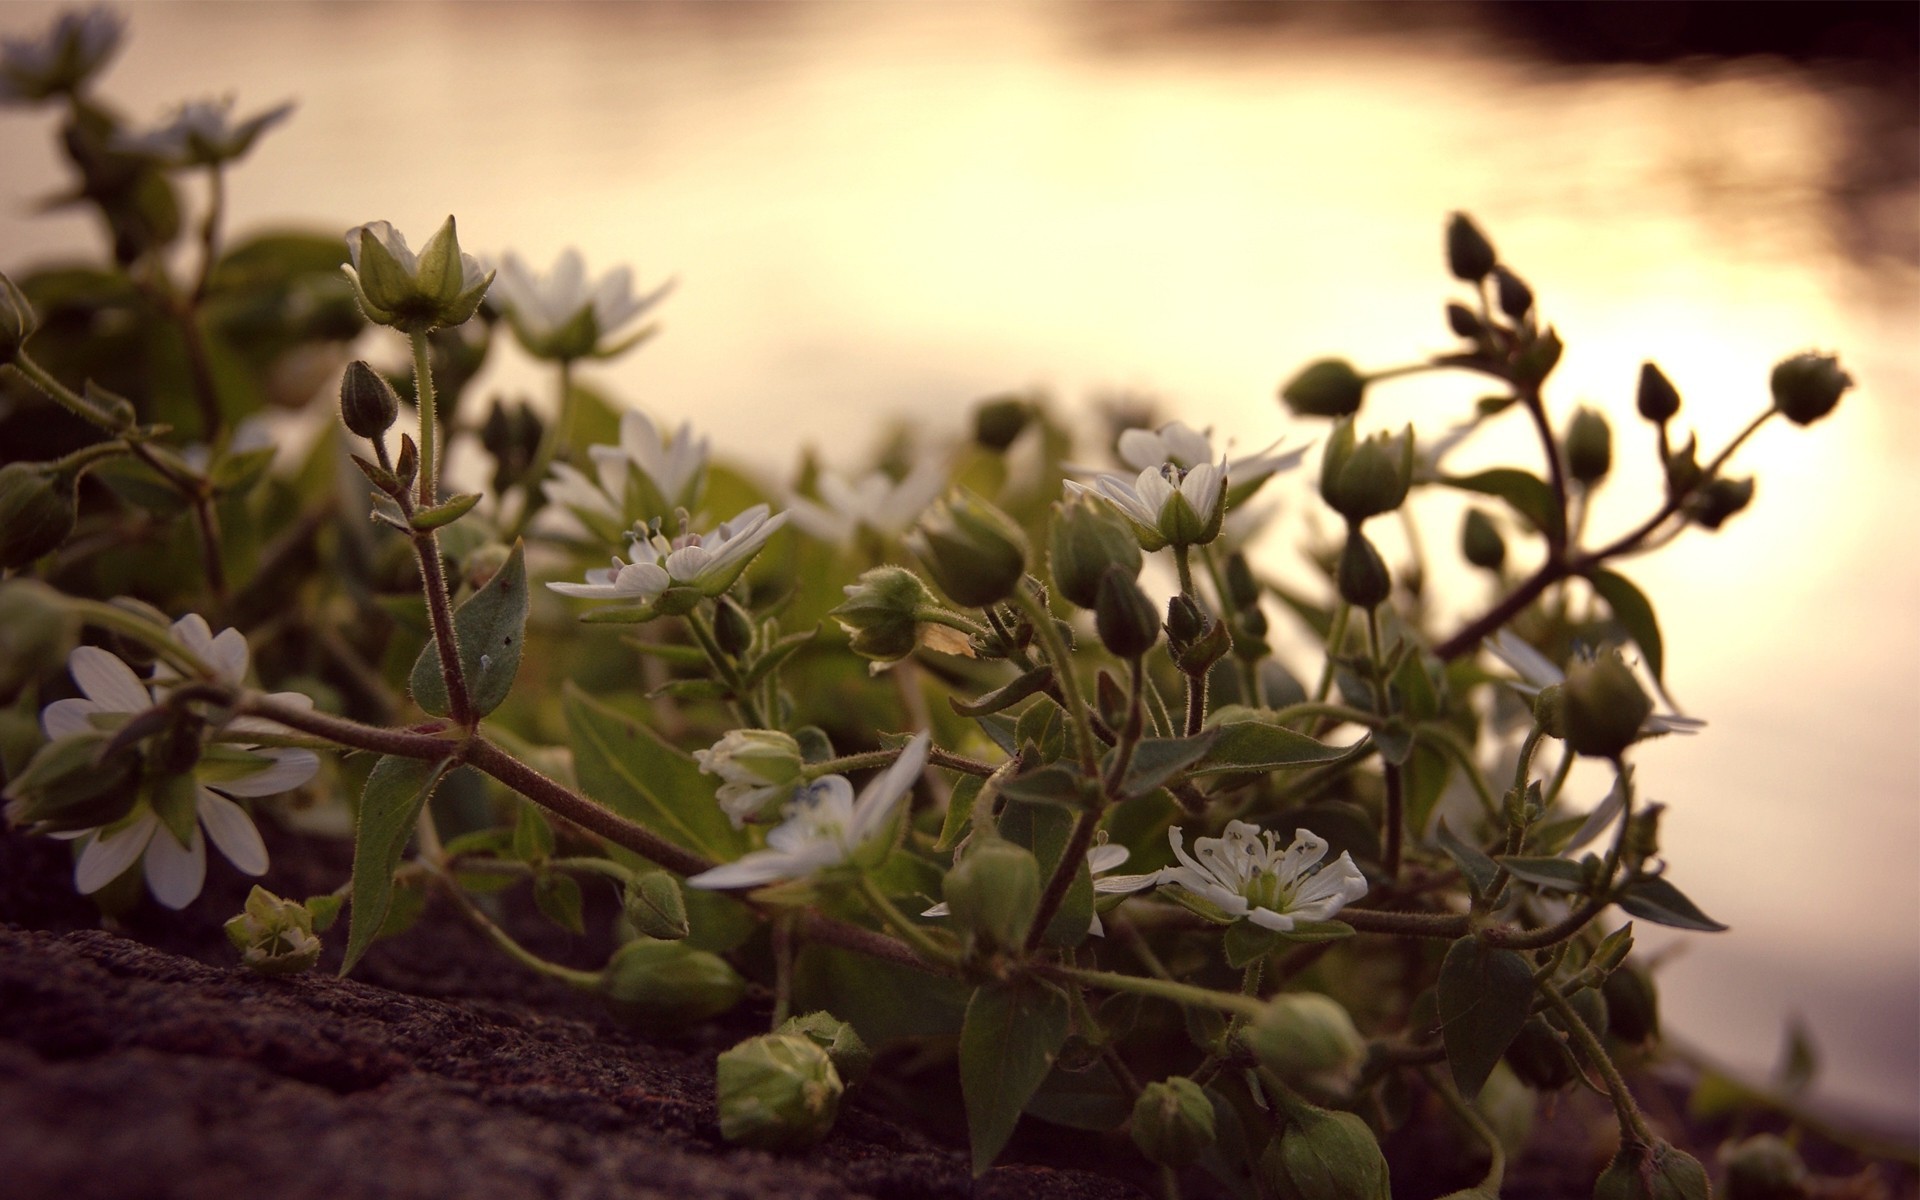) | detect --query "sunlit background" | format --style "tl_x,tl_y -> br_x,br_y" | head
3,0 -> 1915,1132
